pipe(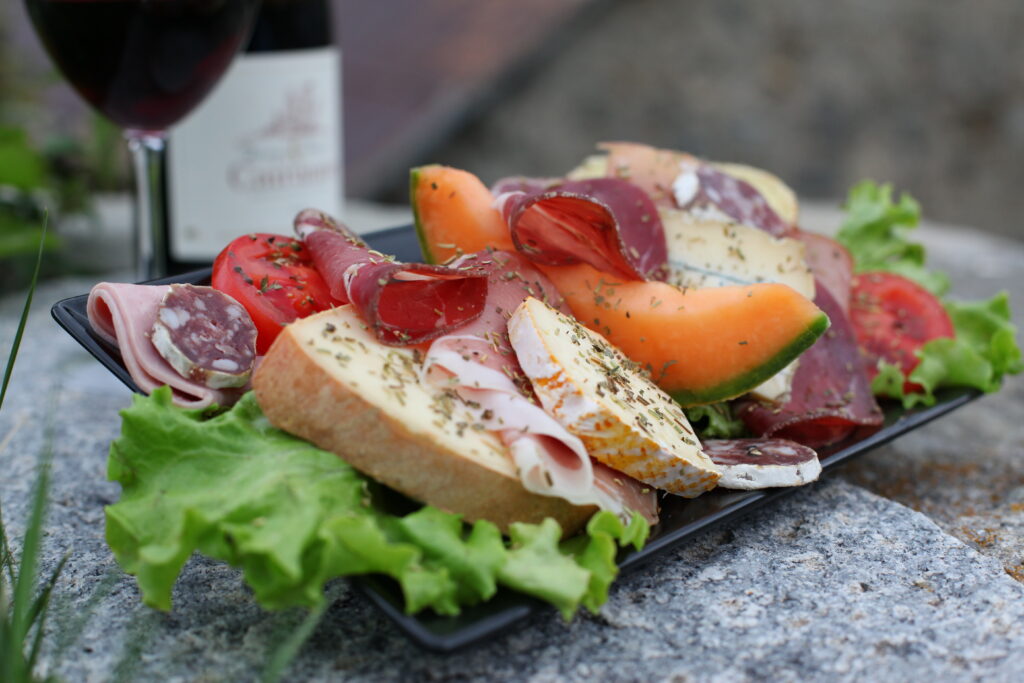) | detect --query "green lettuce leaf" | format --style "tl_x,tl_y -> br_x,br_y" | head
870,292 -> 1022,408
836,181 -> 949,295
105,388 -> 648,618
684,402 -> 747,439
